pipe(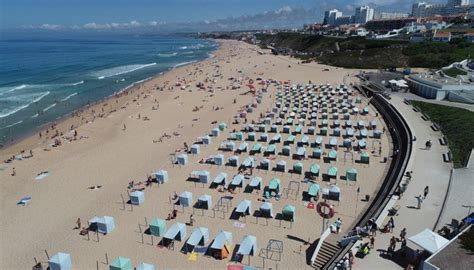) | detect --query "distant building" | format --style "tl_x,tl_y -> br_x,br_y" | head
323,9 -> 343,25
433,31 -> 452,42
379,12 -> 410,19
412,0 -> 473,18
335,16 -> 354,26
406,72 -> 474,101
355,6 -> 375,24
365,17 -> 418,31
